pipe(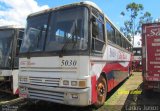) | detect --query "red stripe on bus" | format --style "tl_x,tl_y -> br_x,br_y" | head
102,62 -> 128,74
107,78 -> 114,92
15,88 -> 19,95
102,62 -> 129,92
91,75 -> 97,104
